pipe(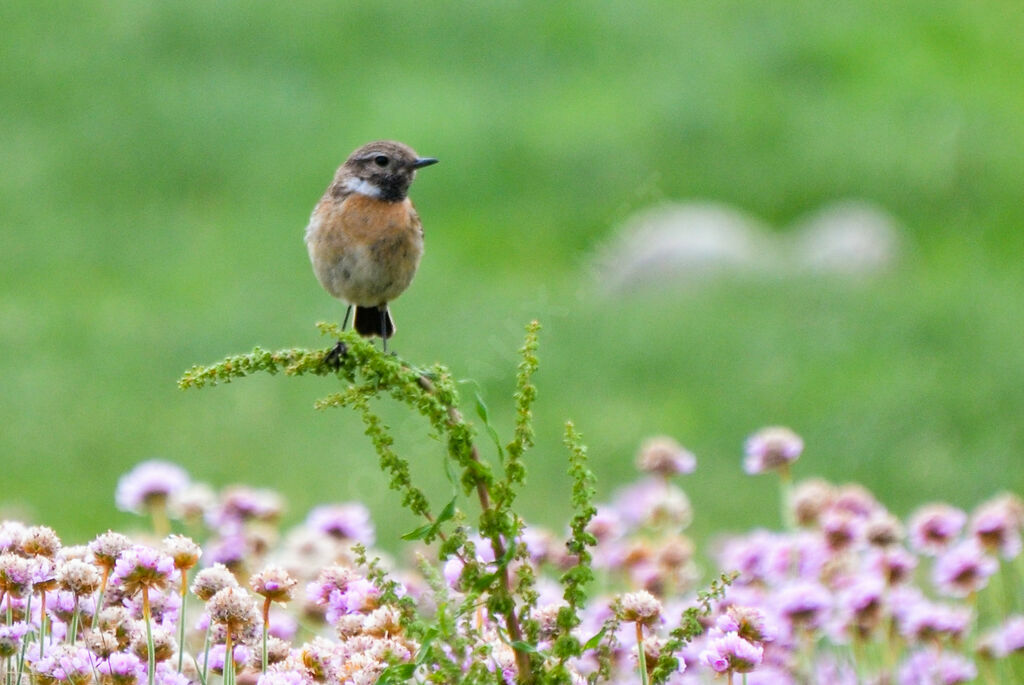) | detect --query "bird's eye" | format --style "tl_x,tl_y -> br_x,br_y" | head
373,155 -> 389,167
